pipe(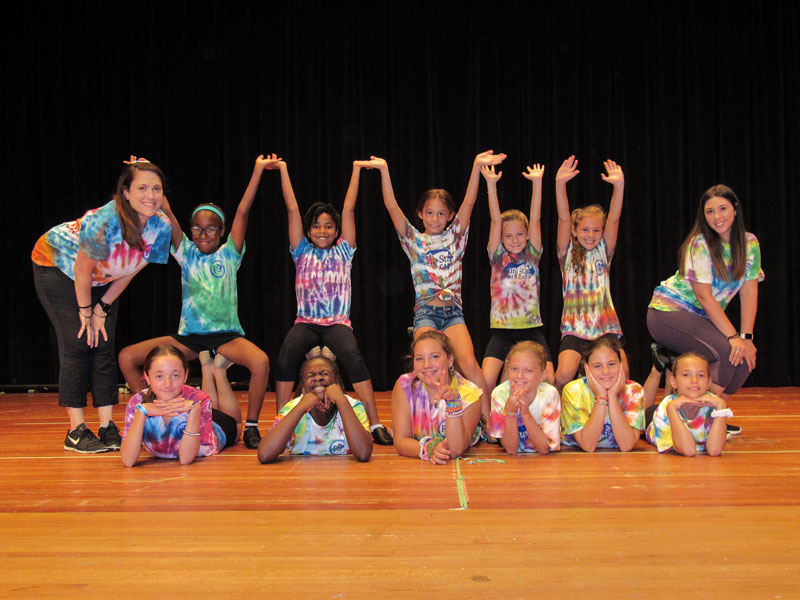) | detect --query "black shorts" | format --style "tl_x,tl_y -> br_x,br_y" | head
212,409 -> 238,450
170,332 -> 243,355
558,333 -> 624,357
483,327 -> 552,363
